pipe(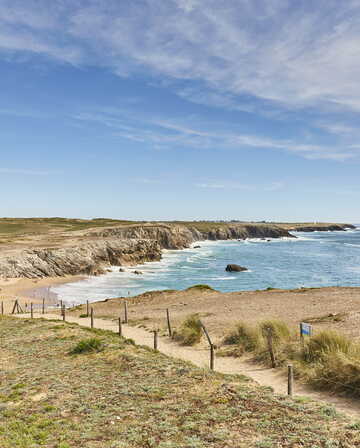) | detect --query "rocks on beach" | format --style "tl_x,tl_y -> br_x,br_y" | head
225,264 -> 248,272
